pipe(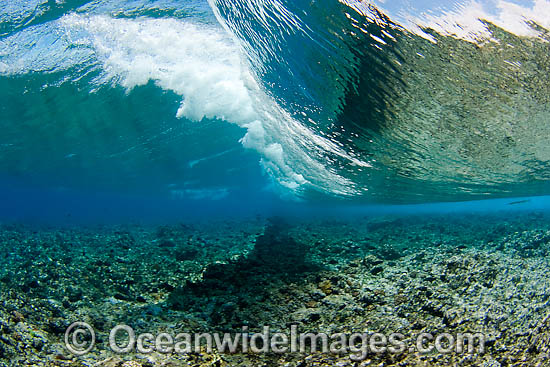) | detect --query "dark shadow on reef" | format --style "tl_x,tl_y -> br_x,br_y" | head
167,217 -> 321,329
